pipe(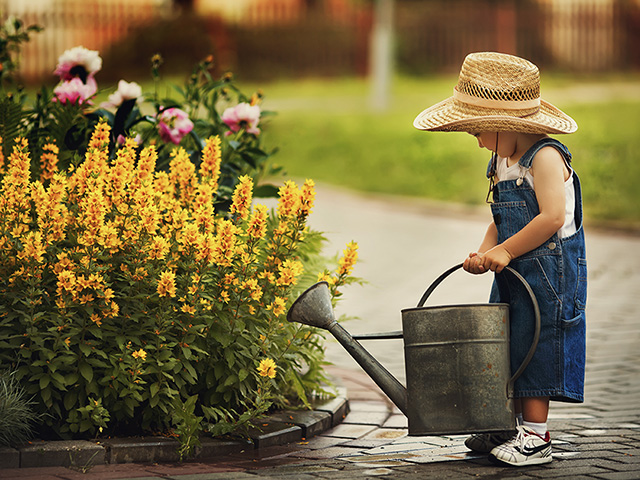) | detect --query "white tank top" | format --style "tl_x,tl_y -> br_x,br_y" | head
495,156 -> 576,238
